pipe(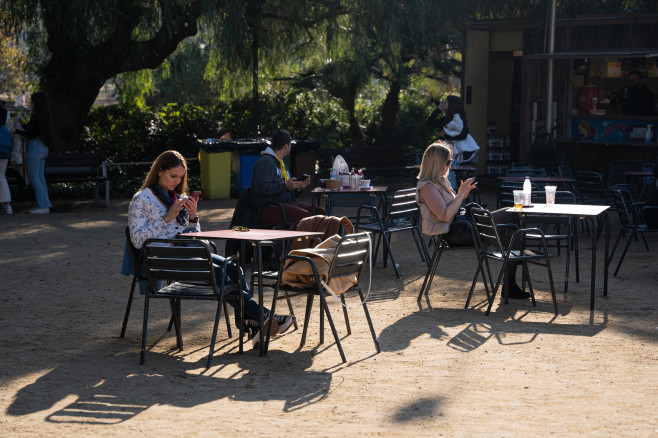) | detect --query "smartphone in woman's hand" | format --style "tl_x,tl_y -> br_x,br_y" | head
190,190 -> 202,201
